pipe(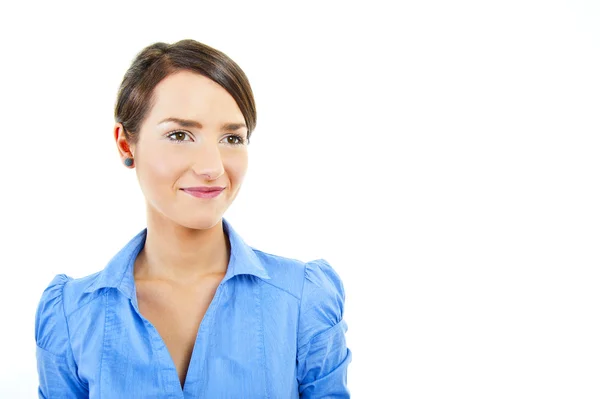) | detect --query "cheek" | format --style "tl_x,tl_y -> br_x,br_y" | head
227,151 -> 248,183
139,147 -> 186,189
149,156 -> 178,179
